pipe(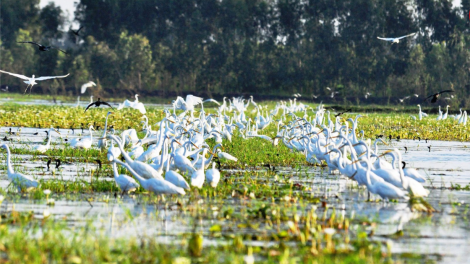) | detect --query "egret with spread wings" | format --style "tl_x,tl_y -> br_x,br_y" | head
172,95 -> 203,112
0,69 -> 69,94
377,32 -> 416,44
81,81 -> 96,94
